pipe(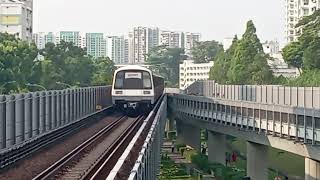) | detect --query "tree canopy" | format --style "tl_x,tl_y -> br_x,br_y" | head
0,34 -> 115,94
191,41 -> 223,63
146,46 -> 186,87
0,33 -> 39,93
282,9 -> 320,86
210,21 -> 274,85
